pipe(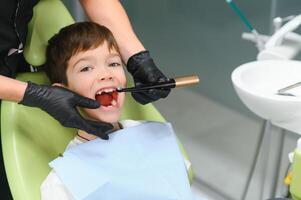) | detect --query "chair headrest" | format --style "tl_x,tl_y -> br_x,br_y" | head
23,0 -> 74,67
